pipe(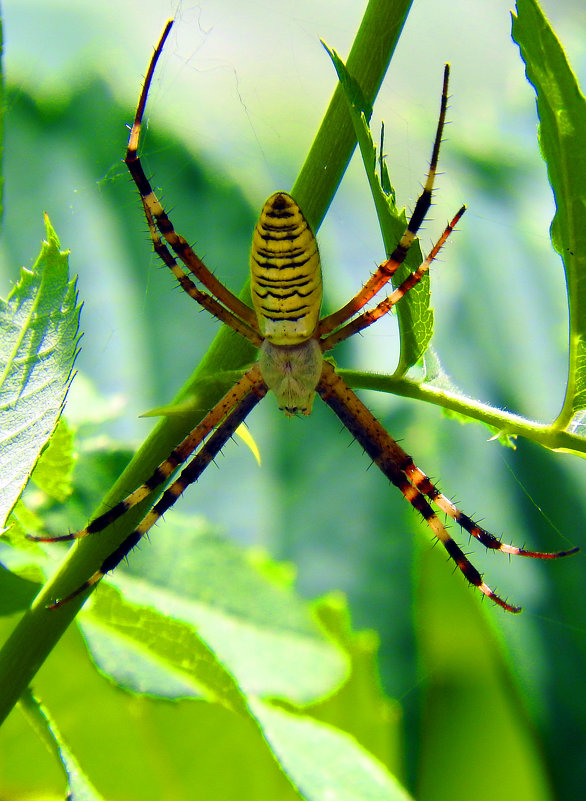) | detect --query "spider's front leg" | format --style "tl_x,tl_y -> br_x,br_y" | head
124,19 -> 259,336
318,63 -> 453,342
320,205 -> 465,350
